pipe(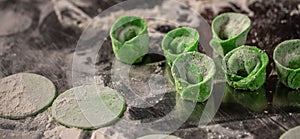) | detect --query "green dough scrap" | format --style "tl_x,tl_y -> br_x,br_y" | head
223,45 -> 268,91
210,12 -> 251,56
171,51 -> 216,102
51,85 -> 126,130
280,126 -> 300,139
110,16 -> 149,64
273,39 -> 300,89
0,73 -> 56,119
137,134 -> 182,139
162,27 -> 199,66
